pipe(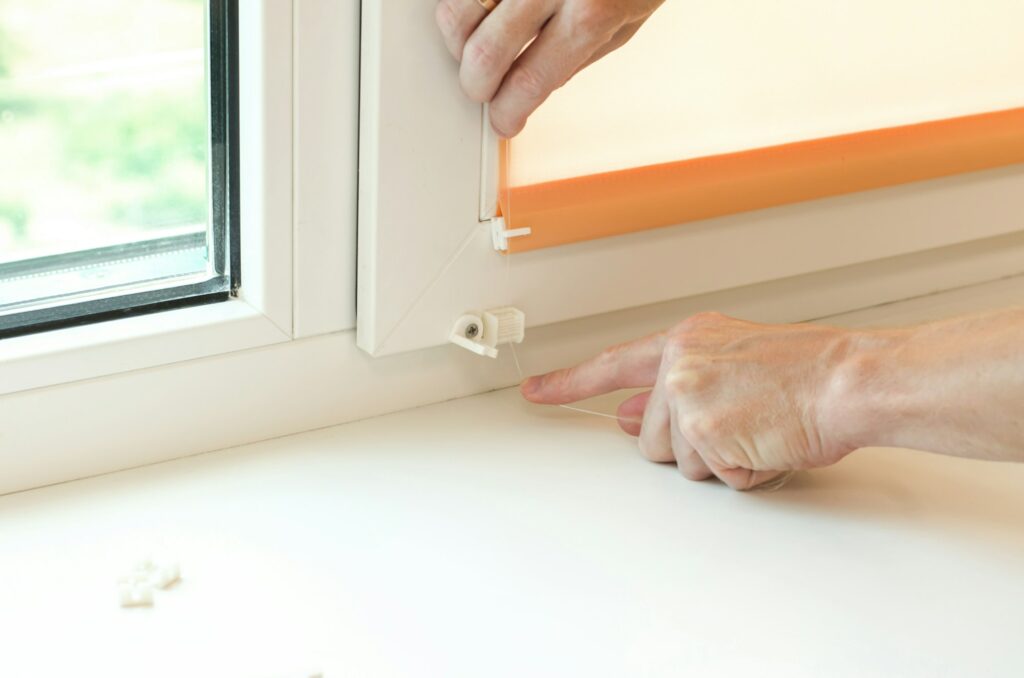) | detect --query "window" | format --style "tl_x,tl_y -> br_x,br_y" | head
0,0 -> 238,339
0,0 -> 372,495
